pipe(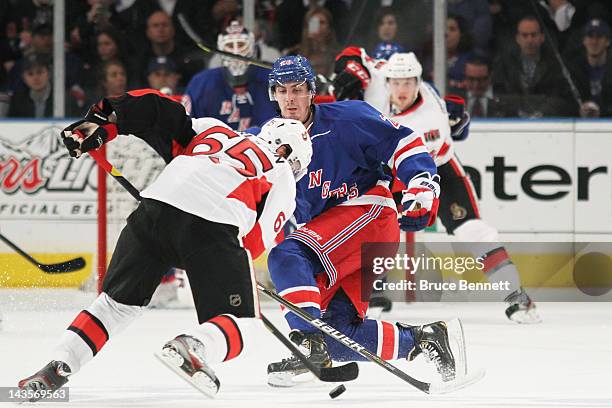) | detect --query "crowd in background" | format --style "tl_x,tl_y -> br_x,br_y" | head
0,0 -> 611,119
